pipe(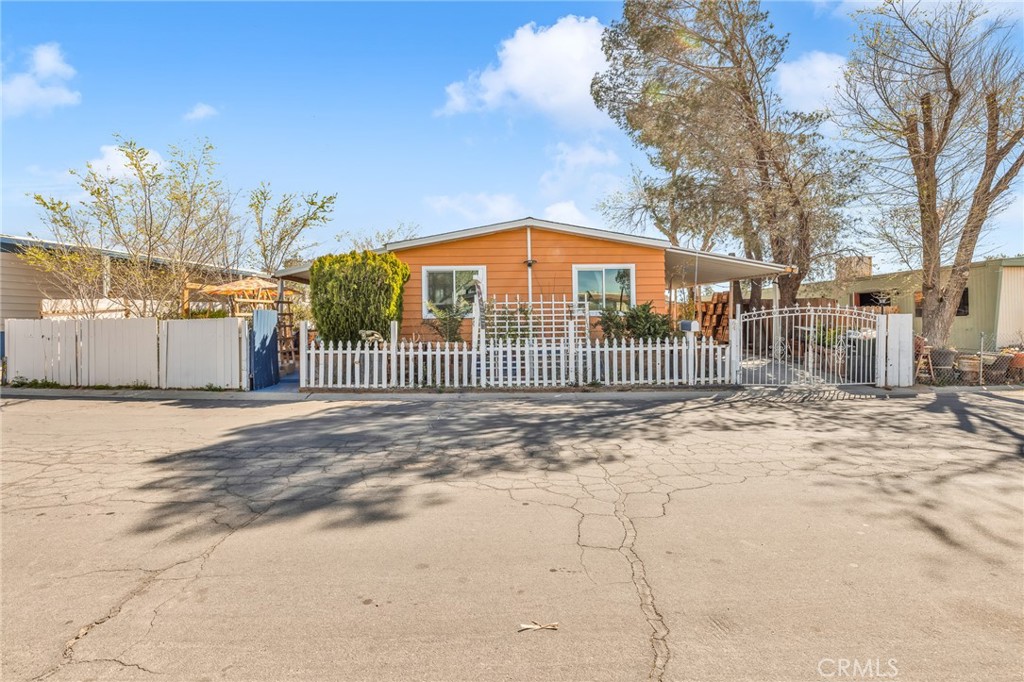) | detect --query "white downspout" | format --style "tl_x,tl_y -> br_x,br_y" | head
526,226 -> 533,301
